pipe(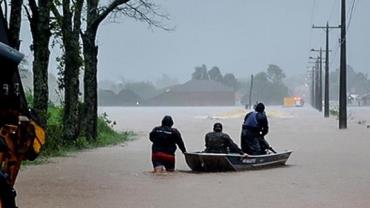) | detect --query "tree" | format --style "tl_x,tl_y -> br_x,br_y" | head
52,0 -> 84,141
241,66 -> 289,105
8,0 -> 23,50
82,0 -> 170,140
25,0 -> 52,125
330,65 -> 370,100
252,72 -> 269,102
267,64 -> 285,83
208,66 -> 223,82
222,73 -> 238,91
192,64 -> 208,80
191,65 -> 238,90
